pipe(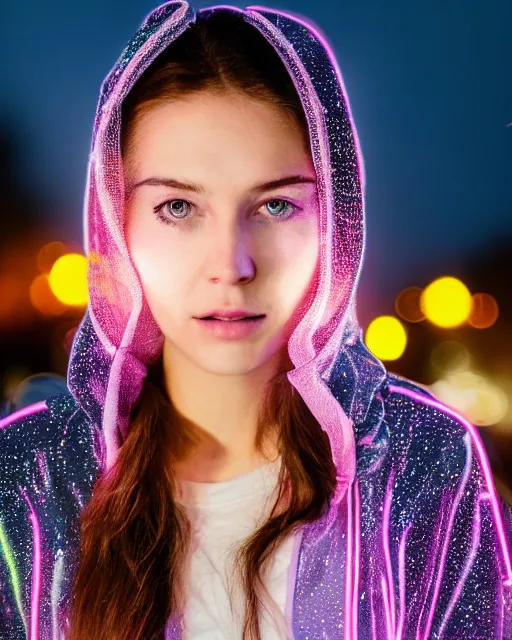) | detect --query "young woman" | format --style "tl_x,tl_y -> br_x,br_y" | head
1,3 -> 511,639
